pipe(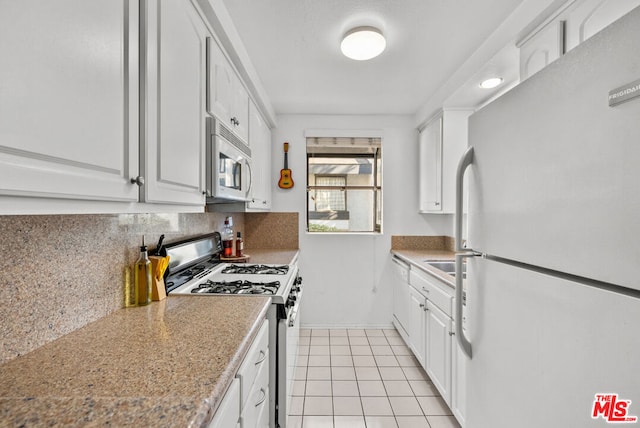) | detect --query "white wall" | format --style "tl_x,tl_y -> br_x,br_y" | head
271,114 -> 452,328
